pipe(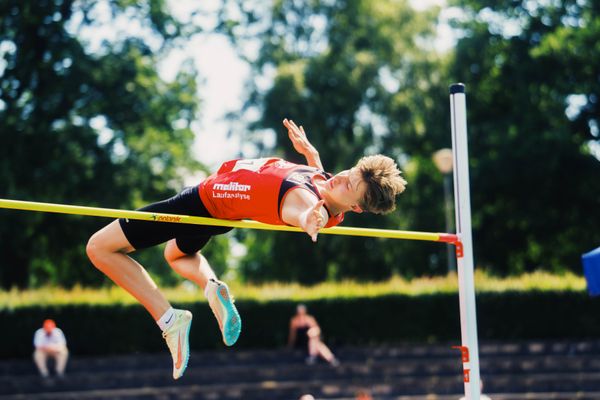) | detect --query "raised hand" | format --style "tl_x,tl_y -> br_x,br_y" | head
283,118 -> 323,170
284,118 -> 314,155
